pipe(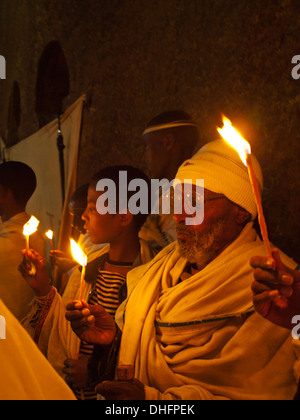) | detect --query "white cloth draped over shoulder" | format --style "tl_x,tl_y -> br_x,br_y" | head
117,222 -> 299,400
0,299 -> 75,400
